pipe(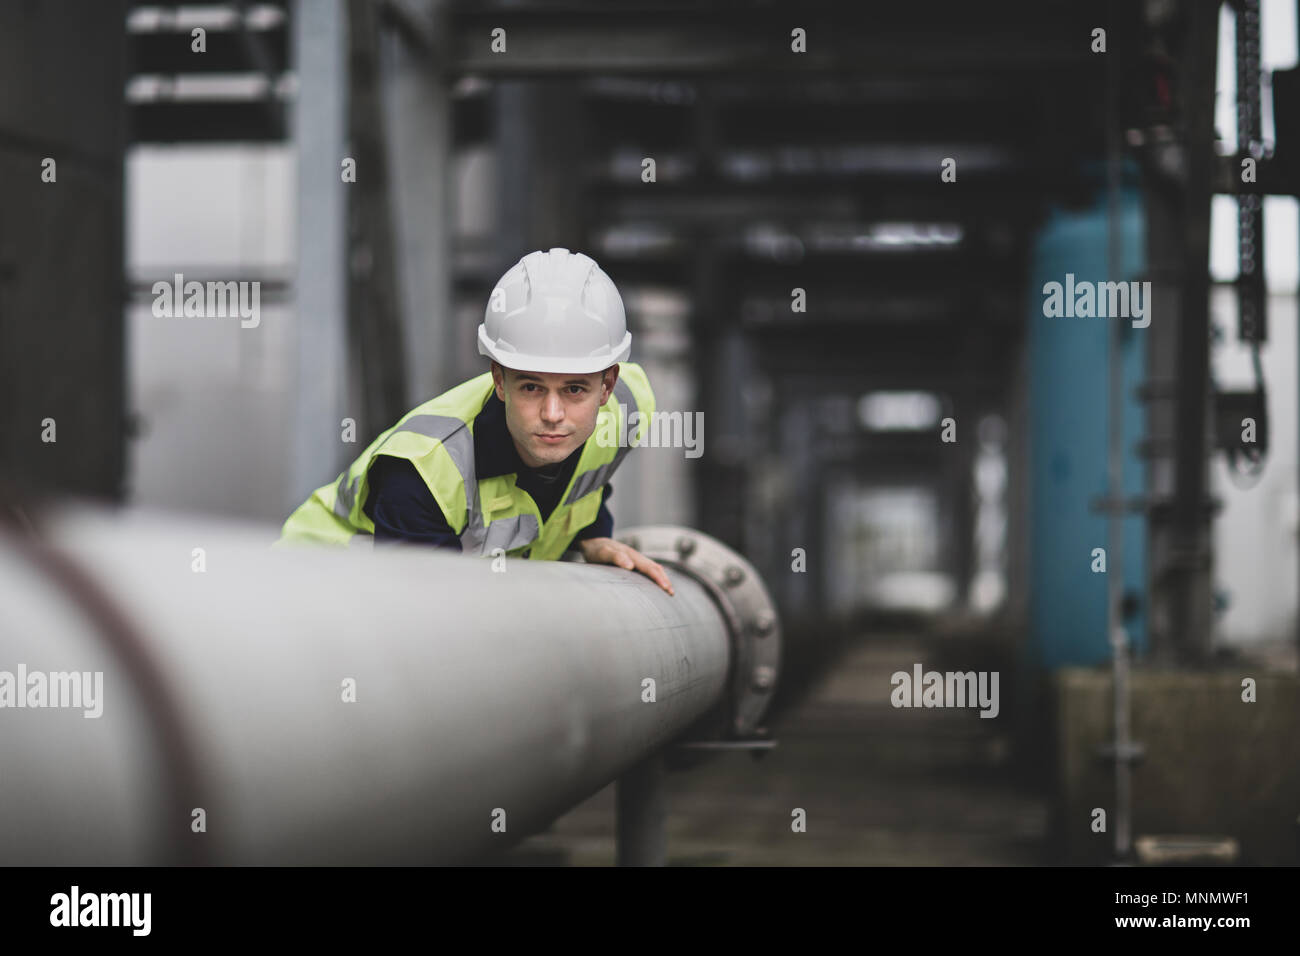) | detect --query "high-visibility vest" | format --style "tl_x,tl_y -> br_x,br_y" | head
277,363 -> 655,561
